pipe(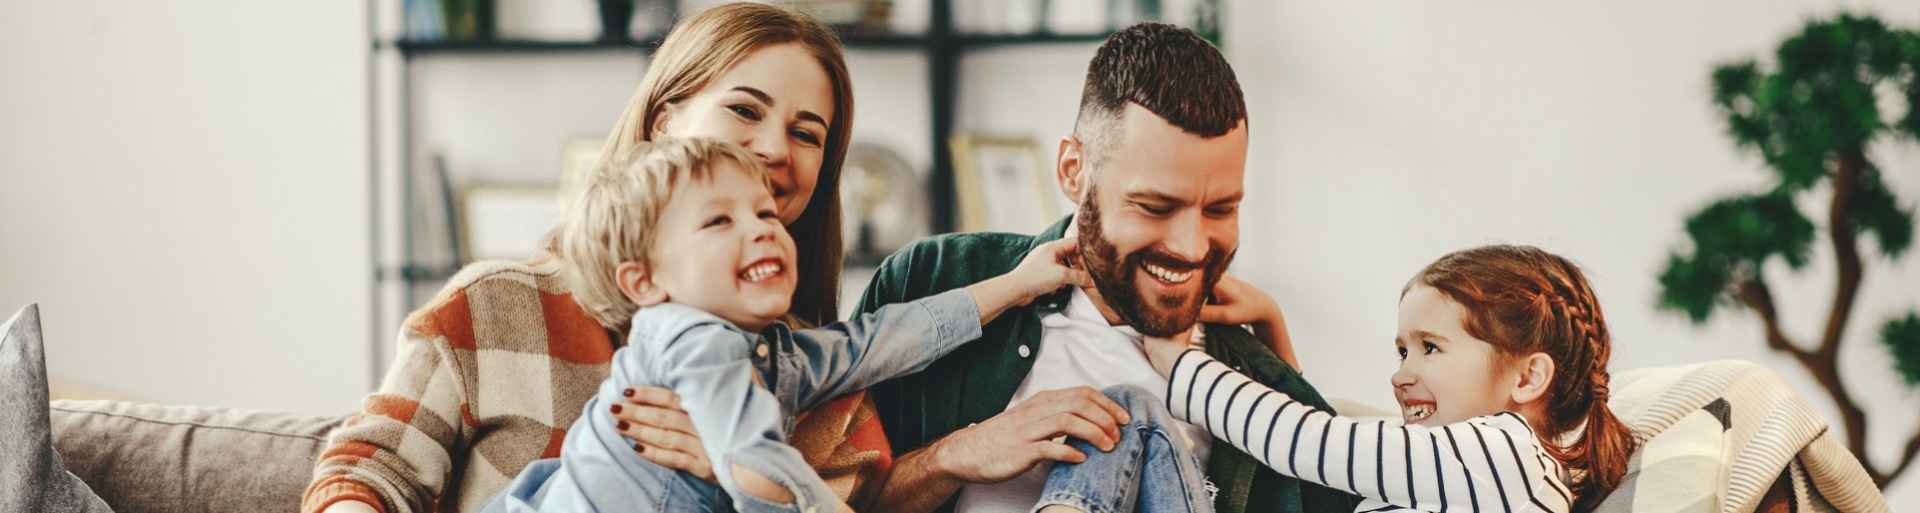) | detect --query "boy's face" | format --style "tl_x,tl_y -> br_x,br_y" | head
641,163 -> 797,331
